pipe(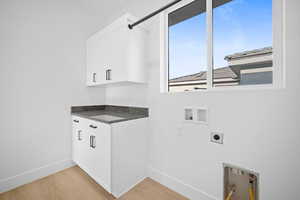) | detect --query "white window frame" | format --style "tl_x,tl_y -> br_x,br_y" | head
160,0 -> 286,93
